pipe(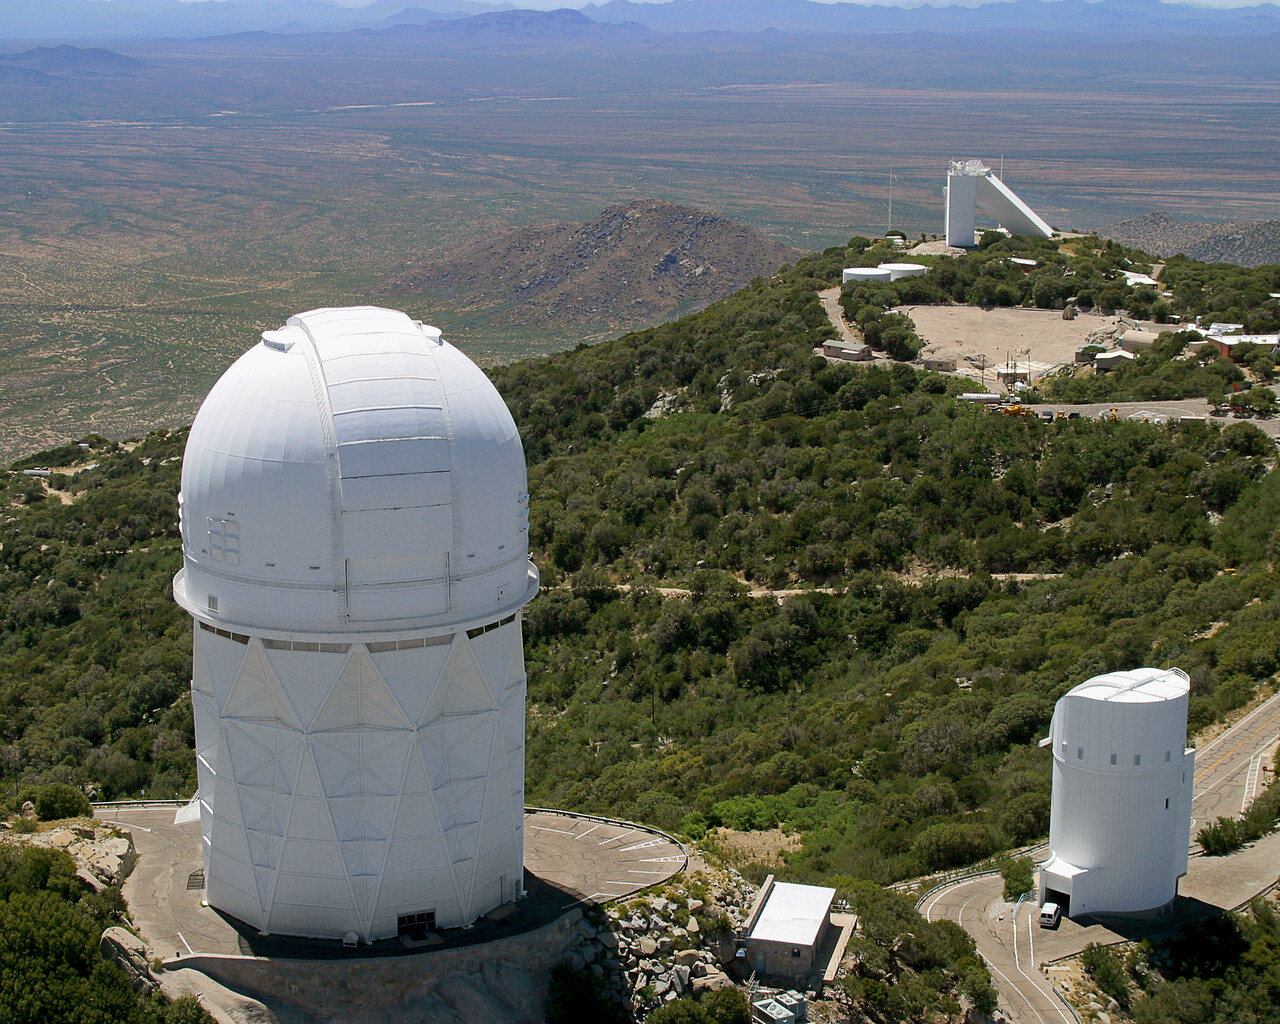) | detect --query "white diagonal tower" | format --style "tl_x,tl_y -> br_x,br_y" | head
945,159 -> 1053,246
174,307 -> 538,941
